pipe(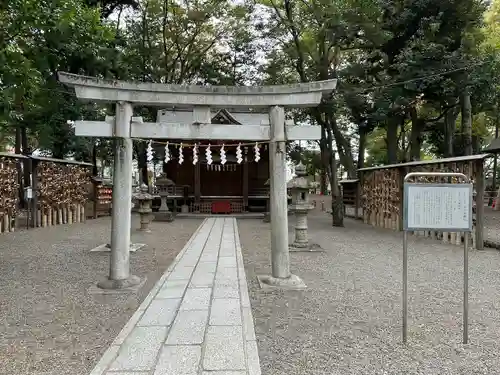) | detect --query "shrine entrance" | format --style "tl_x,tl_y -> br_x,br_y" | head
158,108 -> 269,214
59,71 -> 336,290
